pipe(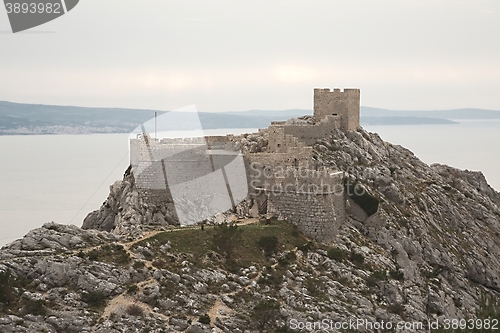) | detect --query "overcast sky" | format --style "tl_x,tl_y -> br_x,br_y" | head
0,0 -> 499,112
